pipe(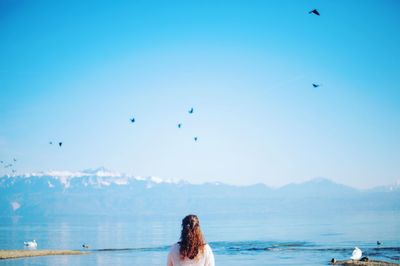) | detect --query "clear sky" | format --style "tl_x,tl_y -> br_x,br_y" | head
0,0 -> 399,188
